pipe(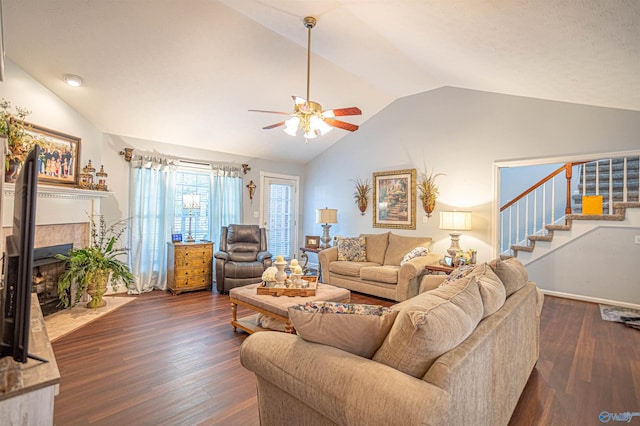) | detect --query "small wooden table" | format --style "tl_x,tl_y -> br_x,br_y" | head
299,246 -> 323,271
425,264 -> 456,275
229,283 -> 351,334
